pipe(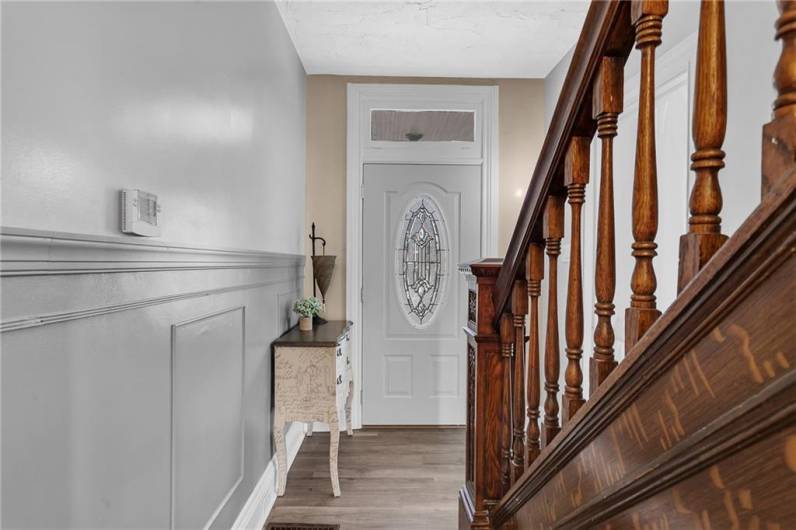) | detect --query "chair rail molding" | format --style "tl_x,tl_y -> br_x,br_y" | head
0,226 -> 304,276
0,227 -> 305,333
